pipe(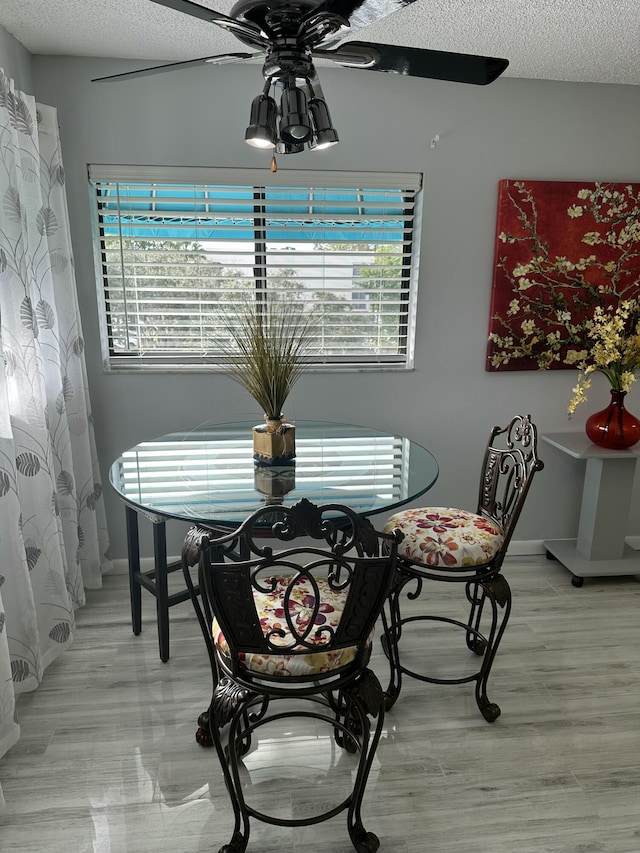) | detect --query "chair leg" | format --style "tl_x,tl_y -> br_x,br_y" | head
330,690 -> 360,753
235,708 -> 253,758
223,709 -> 254,853
380,570 -> 420,709
211,726 -> 250,853
473,573 -> 512,723
465,580 -> 488,654
380,592 -> 403,710
381,566 -> 513,723
209,675 -> 386,852
210,680 -> 254,853
196,710 -> 213,748
345,674 -> 385,853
